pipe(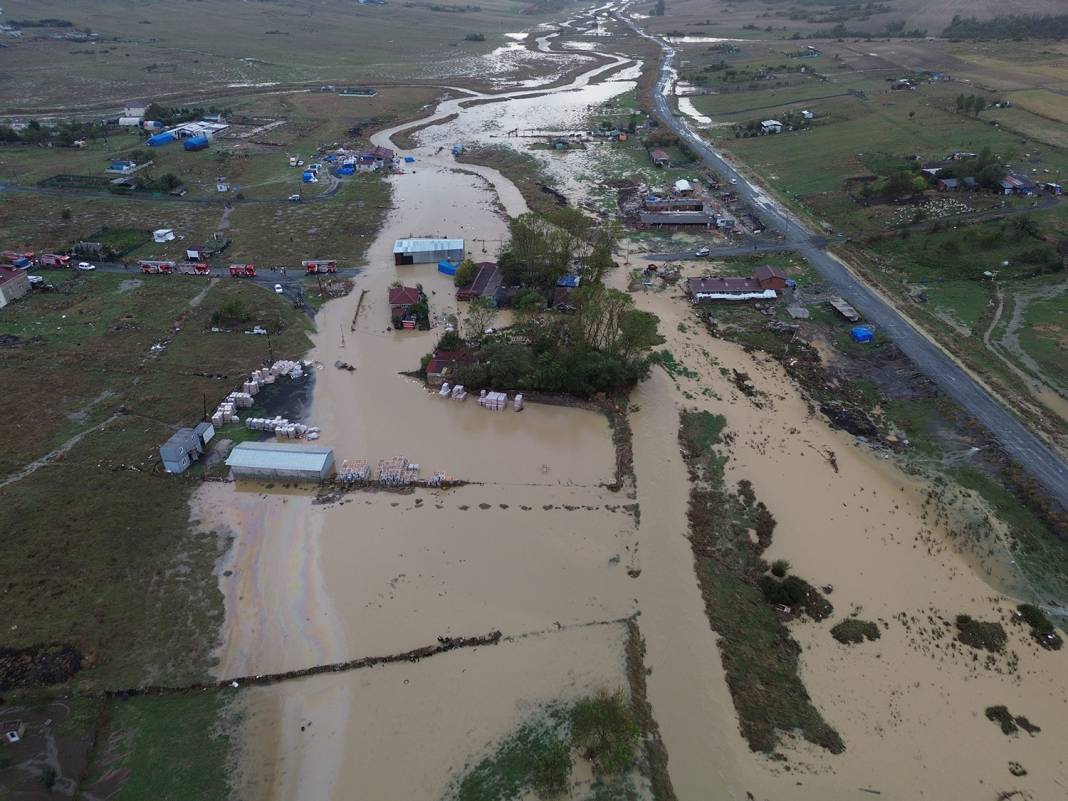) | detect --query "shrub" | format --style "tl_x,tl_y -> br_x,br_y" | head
770,559 -> 790,579
955,614 -> 1007,652
831,618 -> 881,644
530,737 -> 572,797
1017,604 -> 1063,650
759,575 -> 833,621
570,690 -> 639,775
